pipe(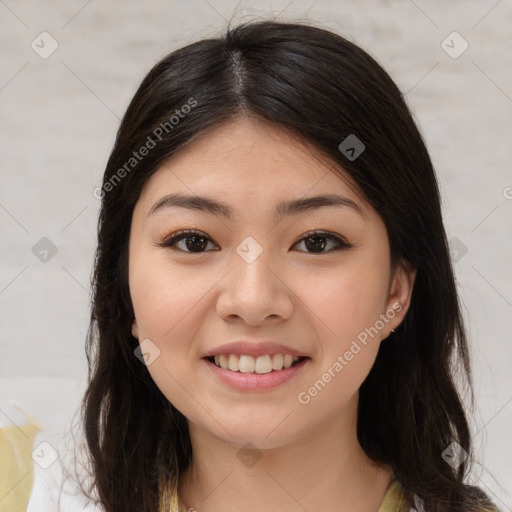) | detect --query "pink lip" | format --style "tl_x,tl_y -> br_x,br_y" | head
202,340 -> 309,358
203,357 -> 310,391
